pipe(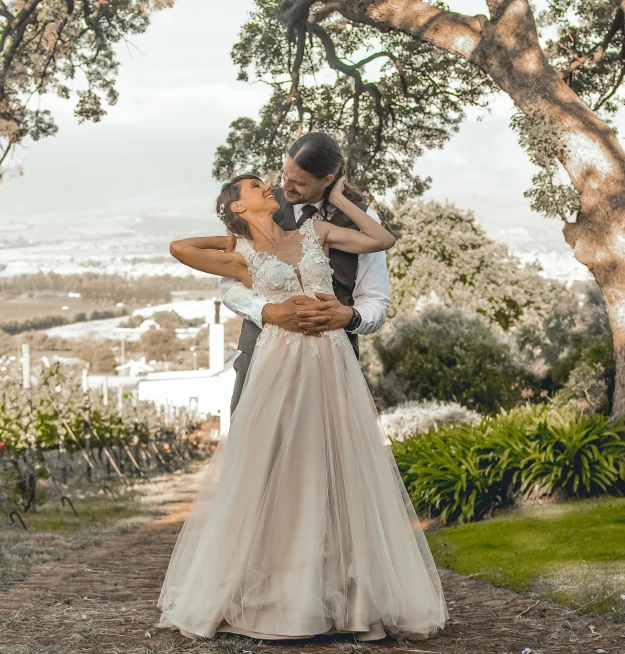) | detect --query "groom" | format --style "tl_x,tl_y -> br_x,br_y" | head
220,132 -> 391,413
